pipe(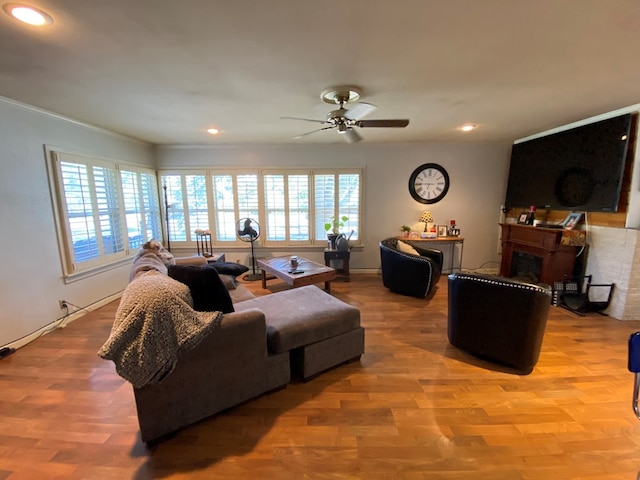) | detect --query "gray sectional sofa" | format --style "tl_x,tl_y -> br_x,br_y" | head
101,254 -> 364,444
